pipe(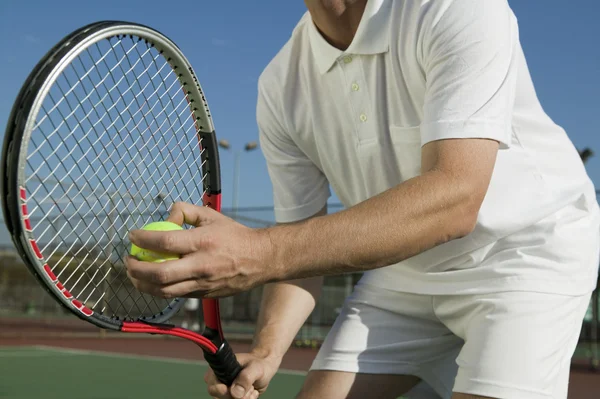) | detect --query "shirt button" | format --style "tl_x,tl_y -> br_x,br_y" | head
359,113 -> 367,122
343,55 -> 353,64
351,83 -> 359,91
